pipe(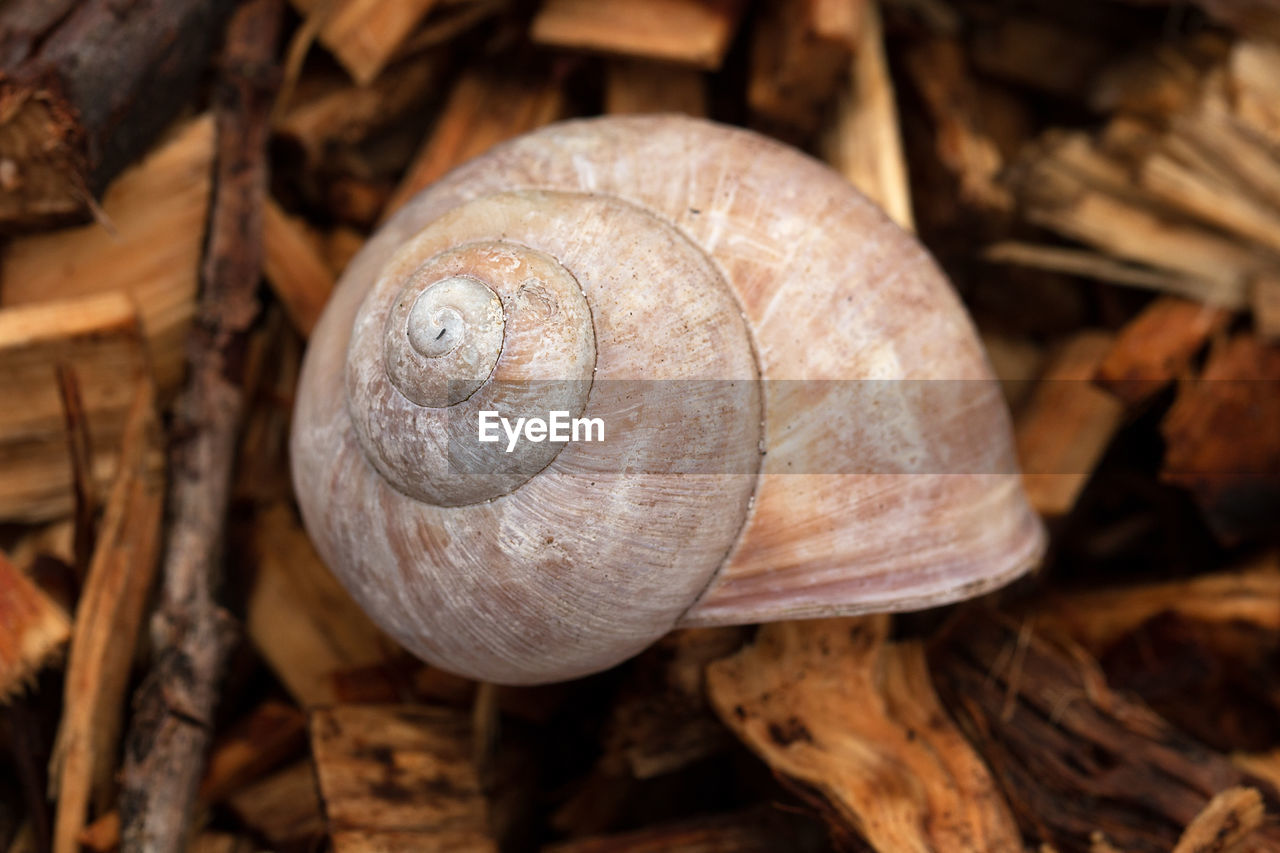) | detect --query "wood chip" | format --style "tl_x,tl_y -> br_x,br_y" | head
198,701 -> 308,804
0,0 -> 230,229
545,808 -> 826,852
1006,132 -> 1263,306
820,1 -> 914,230
930,610 -> 1280,851
381,67 -> 567,218
1035,552 -> 1280,654
225,761 -> 326,849
604,60 -> 707,117
1253,273 -> 1280,340
311,705 -> 497,852
0,115 -> 215,394
1161,333 -> 1280,543
986,242 -> 1238,308
748,0 -> 862,133
274,52 -> 445,167
598,628 -> 743,779
1016,331 -> 1125,517
0,549 -> 70,702
50,377 -> 163,853
289,0 -> 440,85
902,36 -> 1010,211
706,616 -> 1022,851
0,292 -> 147,522
1095,296 -> 1229,405
531,0 -> 744,70
971,17 -> 1111,100
263,198 -> 335,337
